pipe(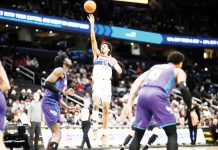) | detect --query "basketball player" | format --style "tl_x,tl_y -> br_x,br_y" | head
121,118 -> 159,150
41,54 -> 76,150
123,51 -> 199,150
87,14 -> 122,143
0,60 -> 11,150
